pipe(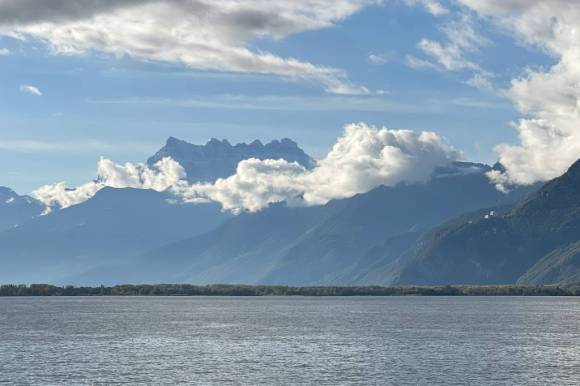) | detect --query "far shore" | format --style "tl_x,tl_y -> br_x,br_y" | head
1,283 -> 580,297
